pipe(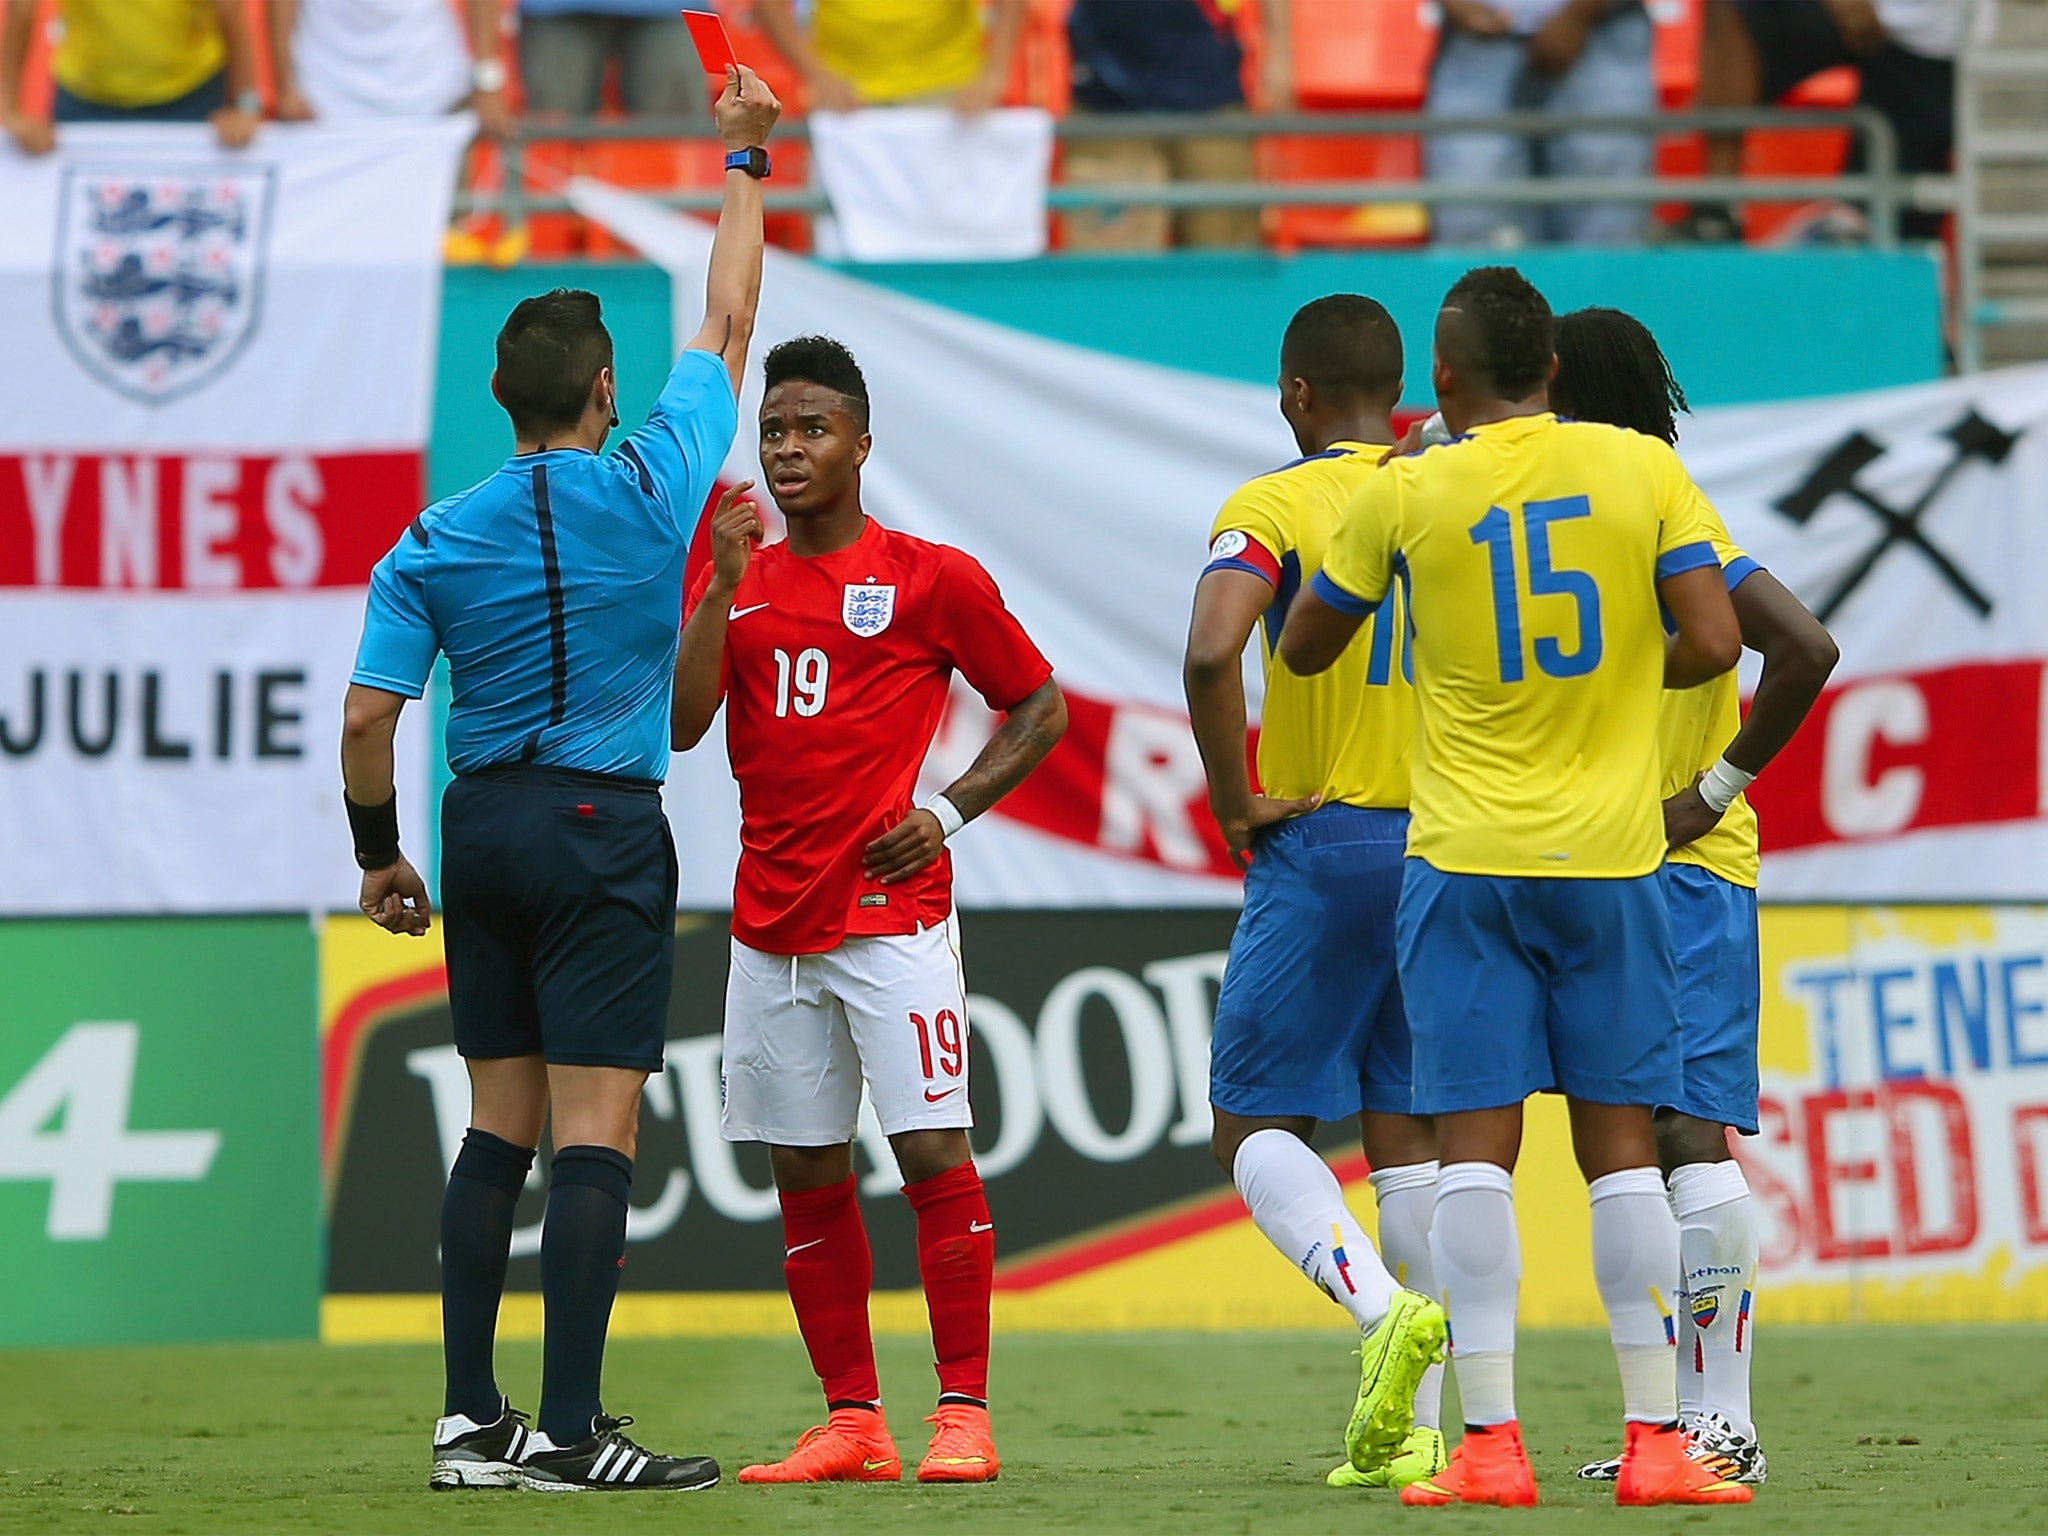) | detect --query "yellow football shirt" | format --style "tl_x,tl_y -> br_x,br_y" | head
54,0 -> 226,110
813,0 -> 987,105
1206,443 -> 1411,811
1318,413 -> 1720,879
1659,498 -> 1763,889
